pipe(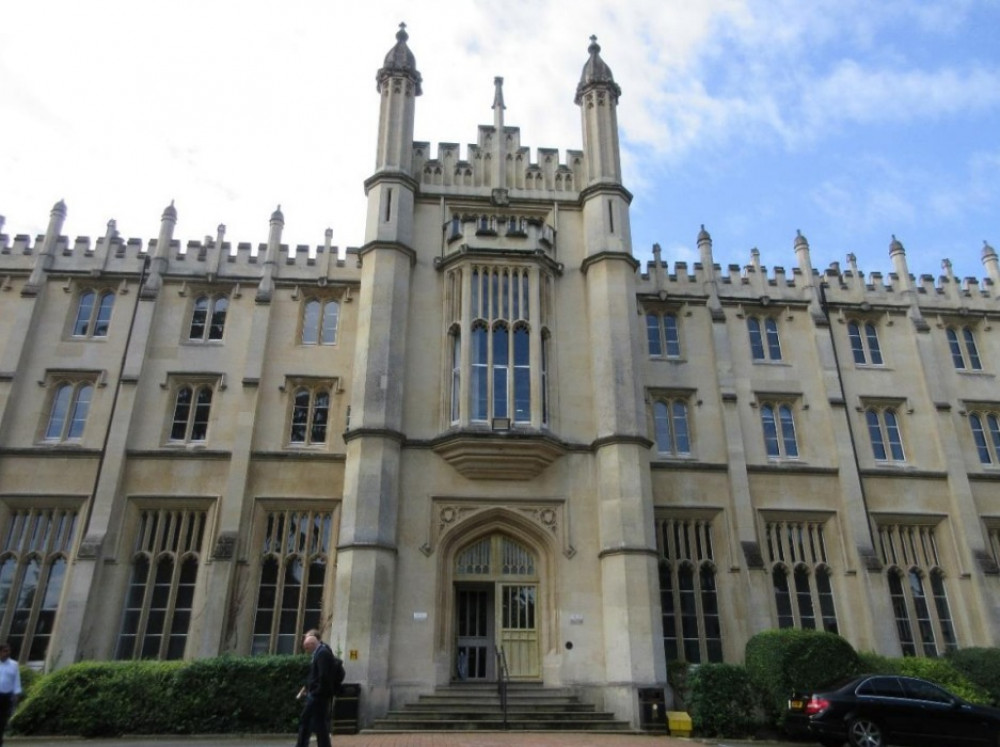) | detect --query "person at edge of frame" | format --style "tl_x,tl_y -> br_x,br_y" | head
0,642 -> 22,747
295,628 -> 337,747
